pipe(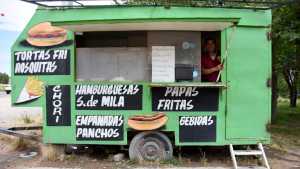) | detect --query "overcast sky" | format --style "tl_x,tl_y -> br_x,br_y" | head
0,0 -> 37,75
0,0 -> 117,75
